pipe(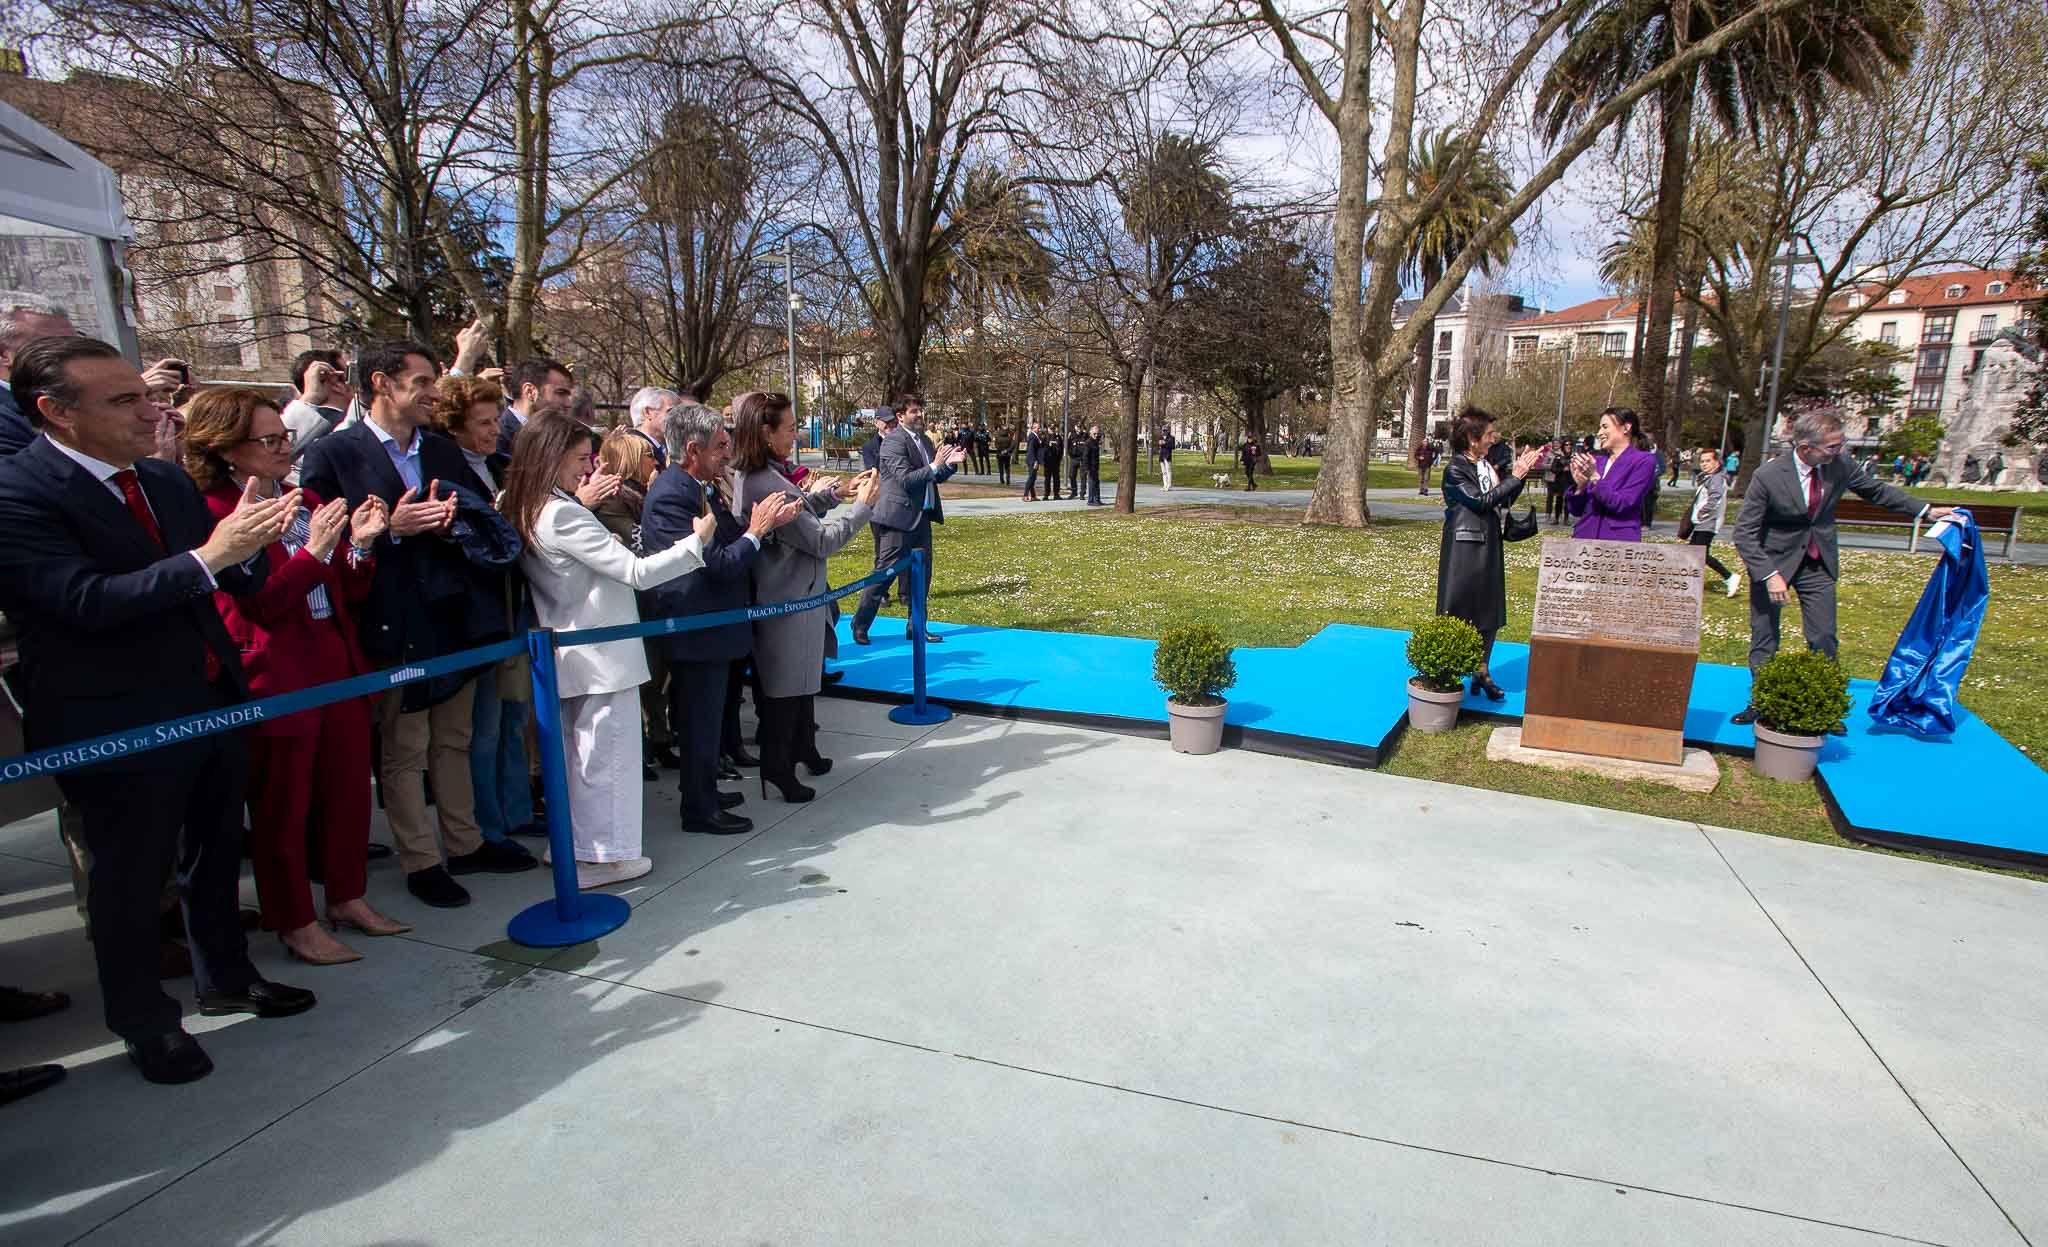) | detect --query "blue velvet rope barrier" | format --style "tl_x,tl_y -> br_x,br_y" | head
0,555 -> 916,788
